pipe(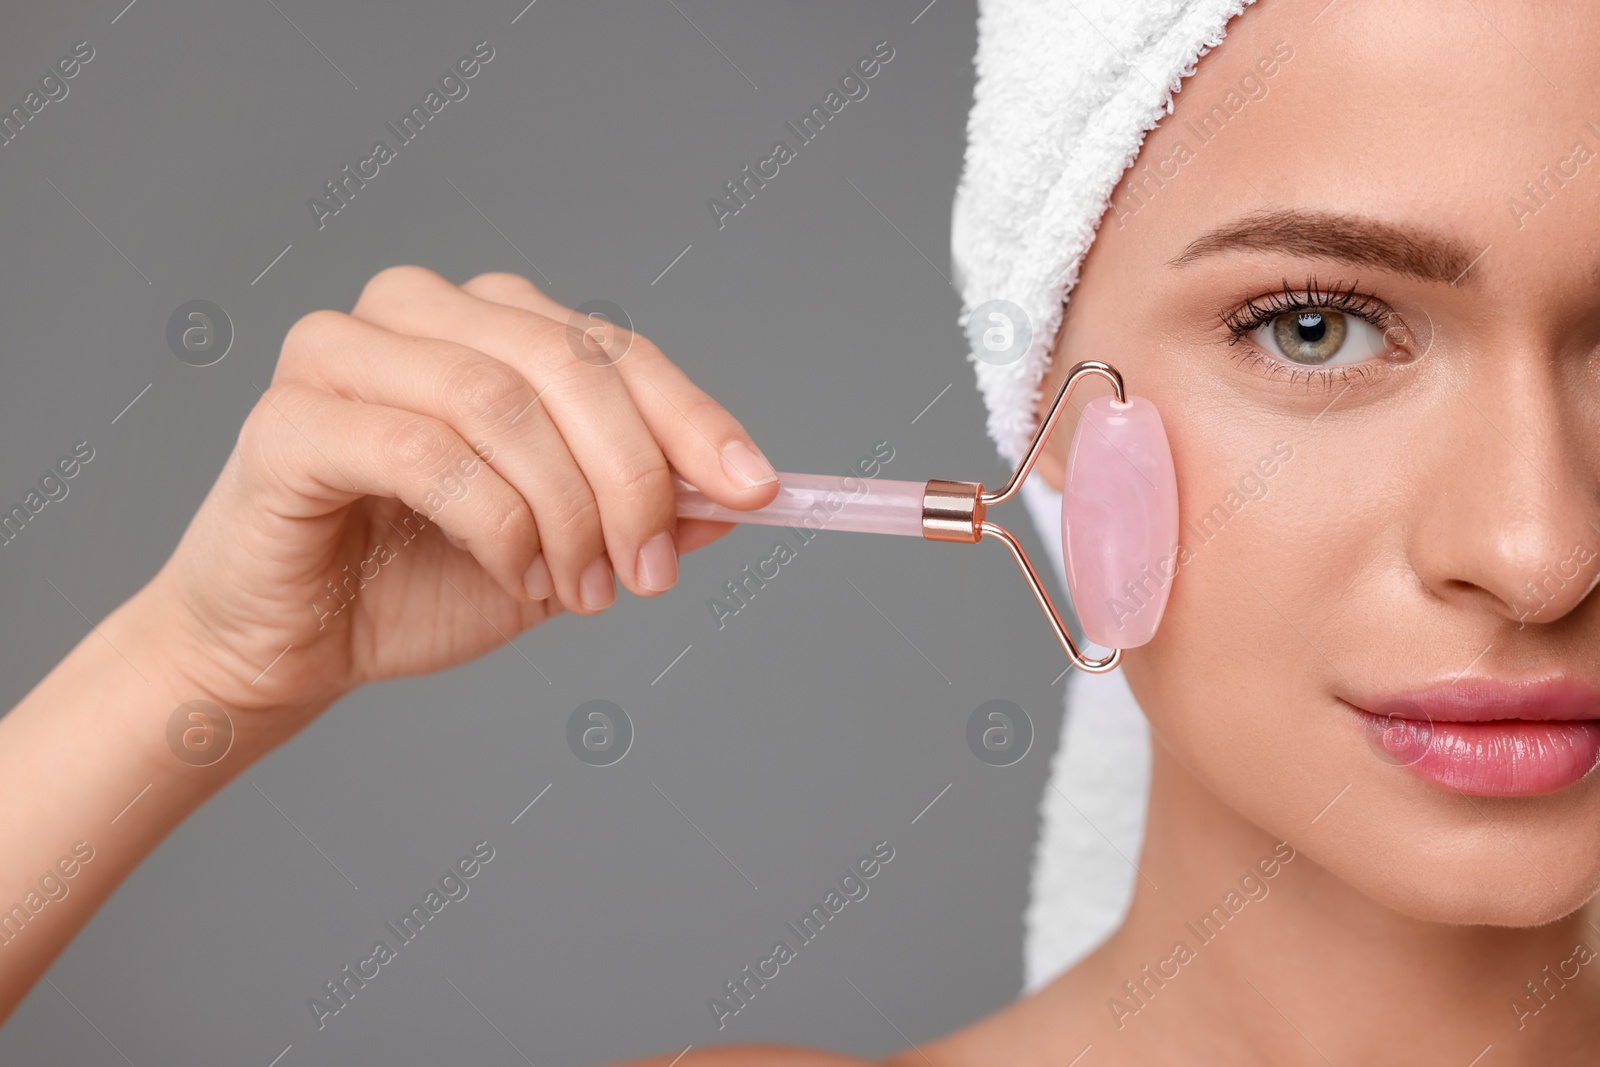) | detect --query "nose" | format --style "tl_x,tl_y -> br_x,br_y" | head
1409,354 -> 1600,627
